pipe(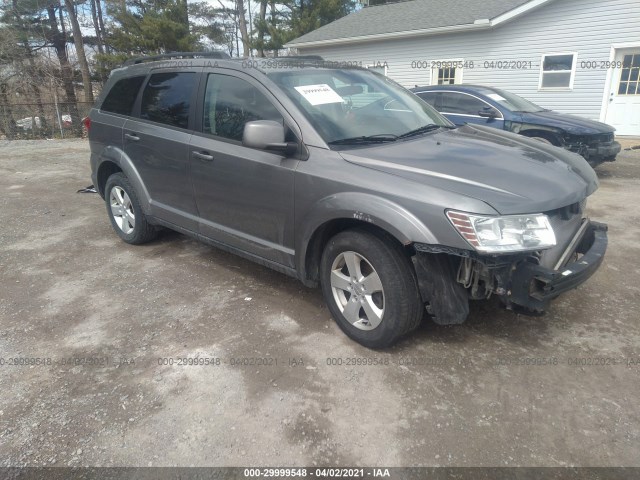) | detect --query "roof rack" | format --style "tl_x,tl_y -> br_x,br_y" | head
123,51 -> 231,66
